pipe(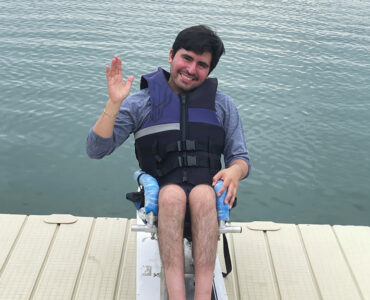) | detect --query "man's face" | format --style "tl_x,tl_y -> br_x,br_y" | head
168,48 -> 212,94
